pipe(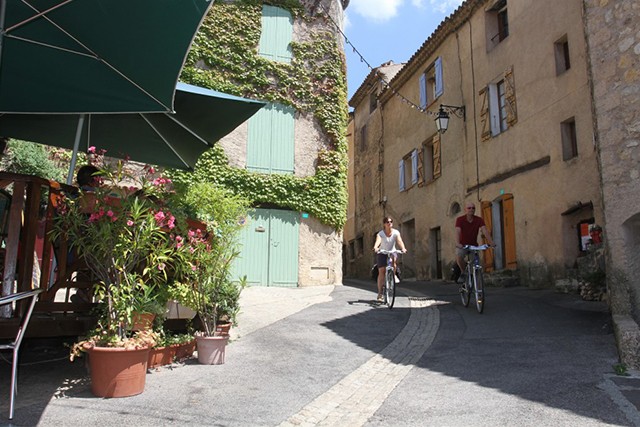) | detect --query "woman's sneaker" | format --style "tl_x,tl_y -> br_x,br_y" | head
377,294 -> 384,302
